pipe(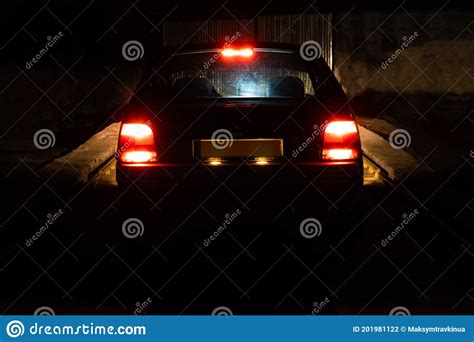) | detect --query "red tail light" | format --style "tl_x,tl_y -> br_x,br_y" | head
322,120 -> 359,160
118,123 -> 157,163
221,48 -> 254,58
